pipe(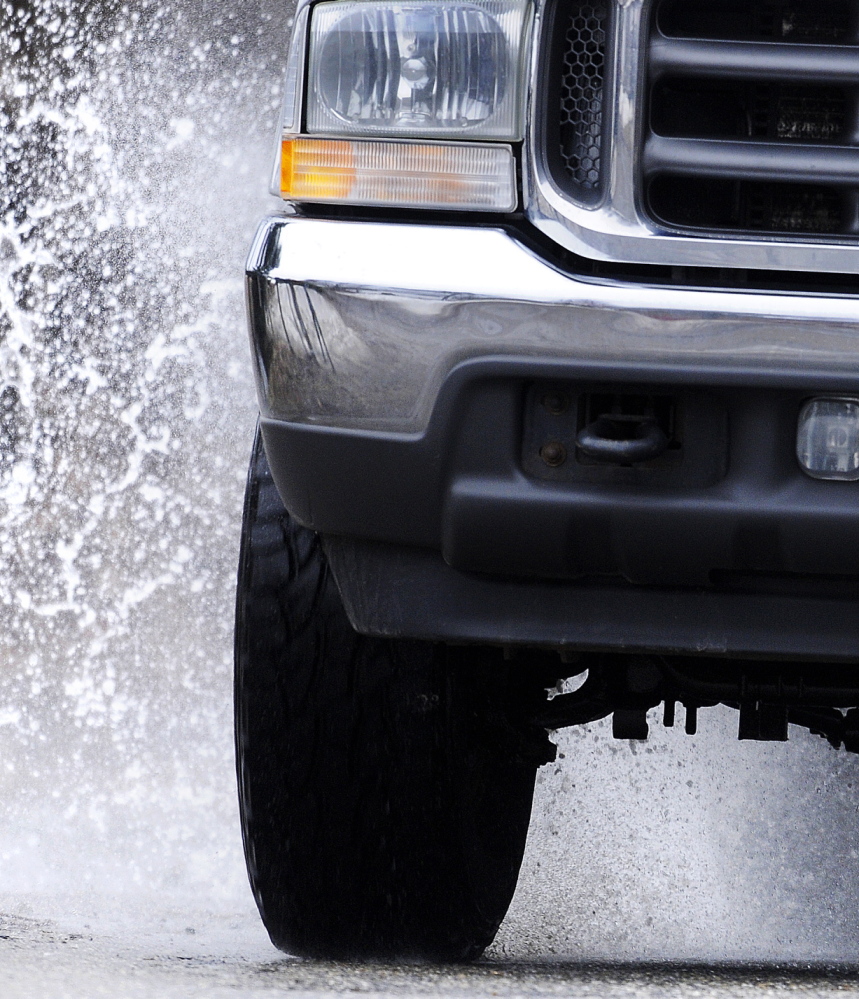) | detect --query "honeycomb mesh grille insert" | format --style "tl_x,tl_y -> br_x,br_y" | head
558,3 -> 608,201
645,0 -> 859,239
